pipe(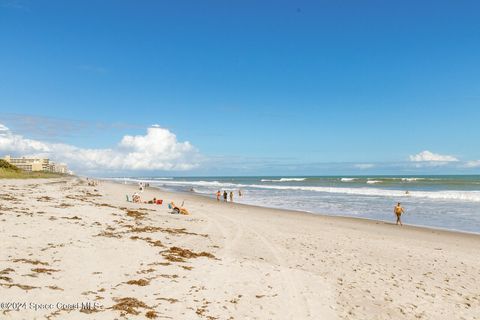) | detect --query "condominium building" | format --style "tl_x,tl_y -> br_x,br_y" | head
3,155 -> 69,173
